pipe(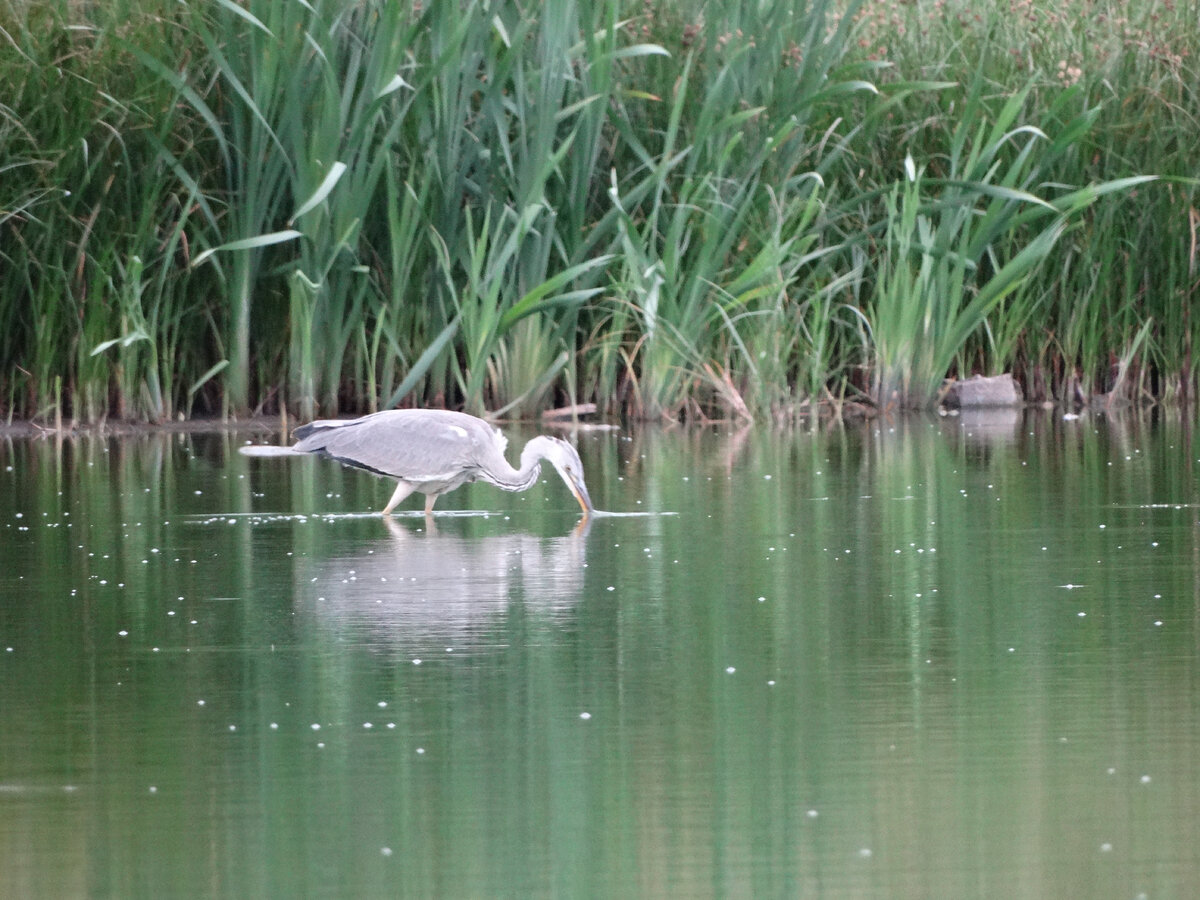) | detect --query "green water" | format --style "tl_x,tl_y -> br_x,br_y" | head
2,412 -> 1198,898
